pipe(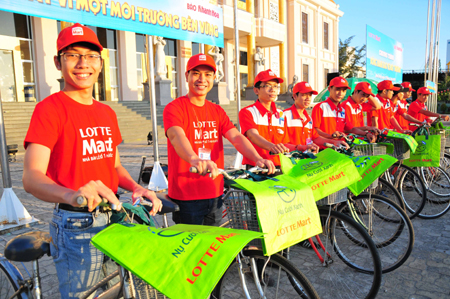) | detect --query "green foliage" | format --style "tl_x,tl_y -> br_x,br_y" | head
339,36 -> 366,78
439,103 -> 447,113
